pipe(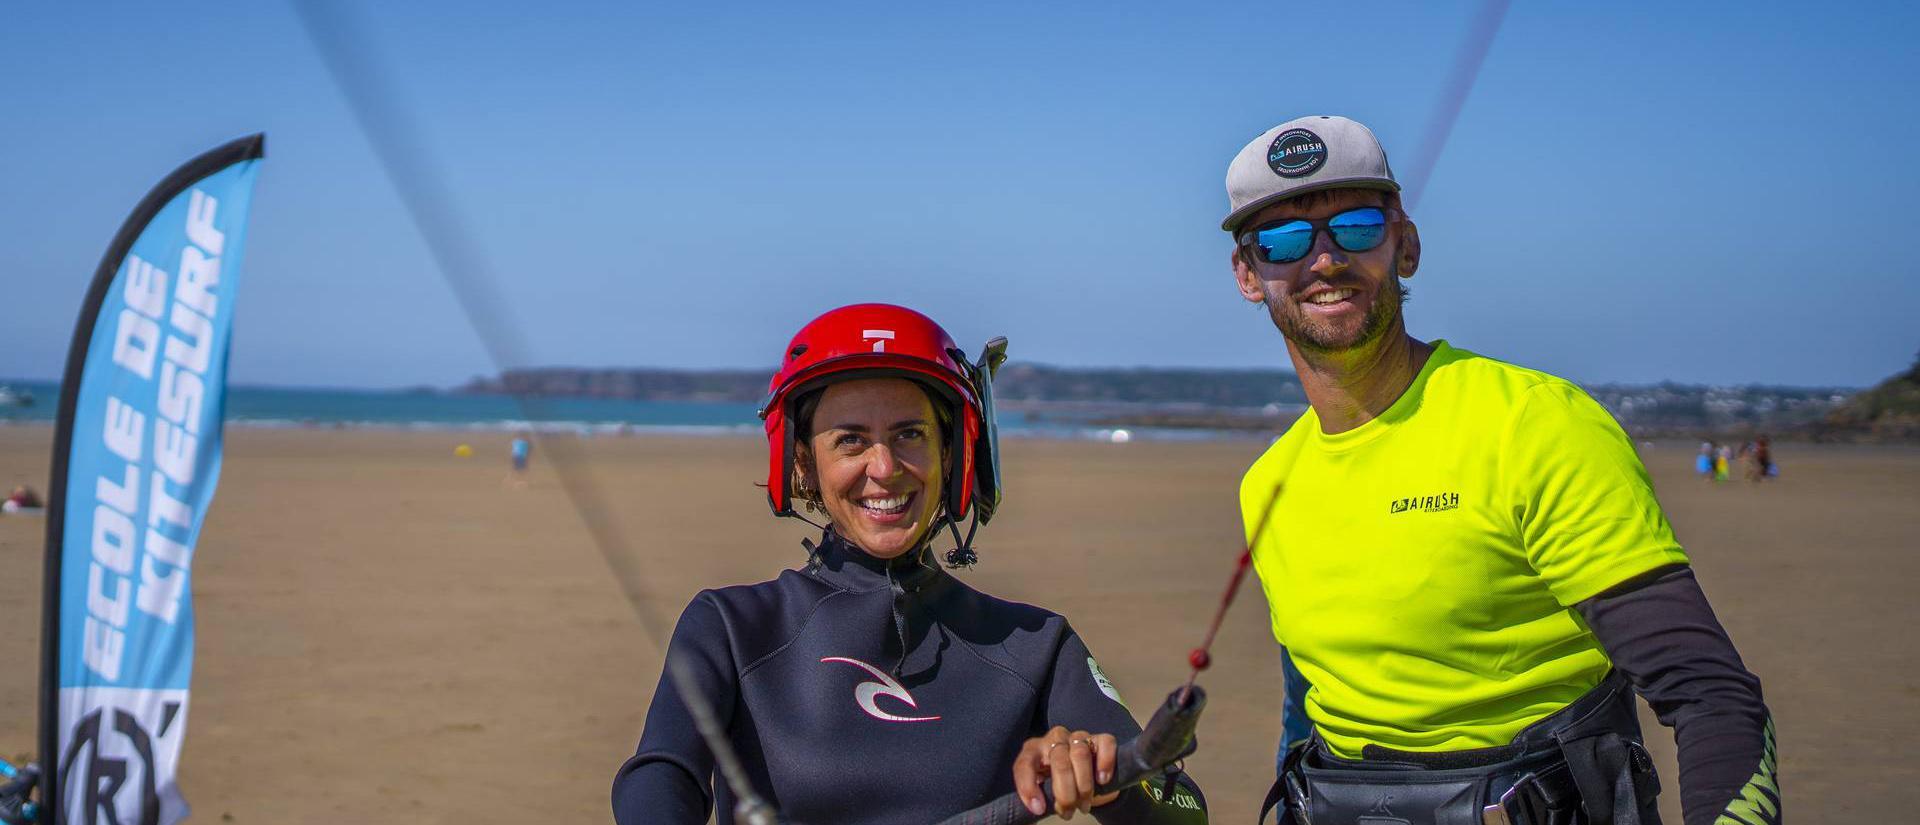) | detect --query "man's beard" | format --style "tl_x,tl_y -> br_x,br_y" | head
1262,264 -> 1405,355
